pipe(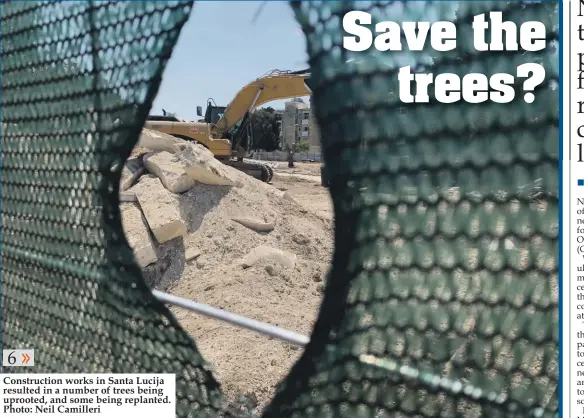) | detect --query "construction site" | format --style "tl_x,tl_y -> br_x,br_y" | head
120,128 -> 332,411
1,1 -> 559,417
